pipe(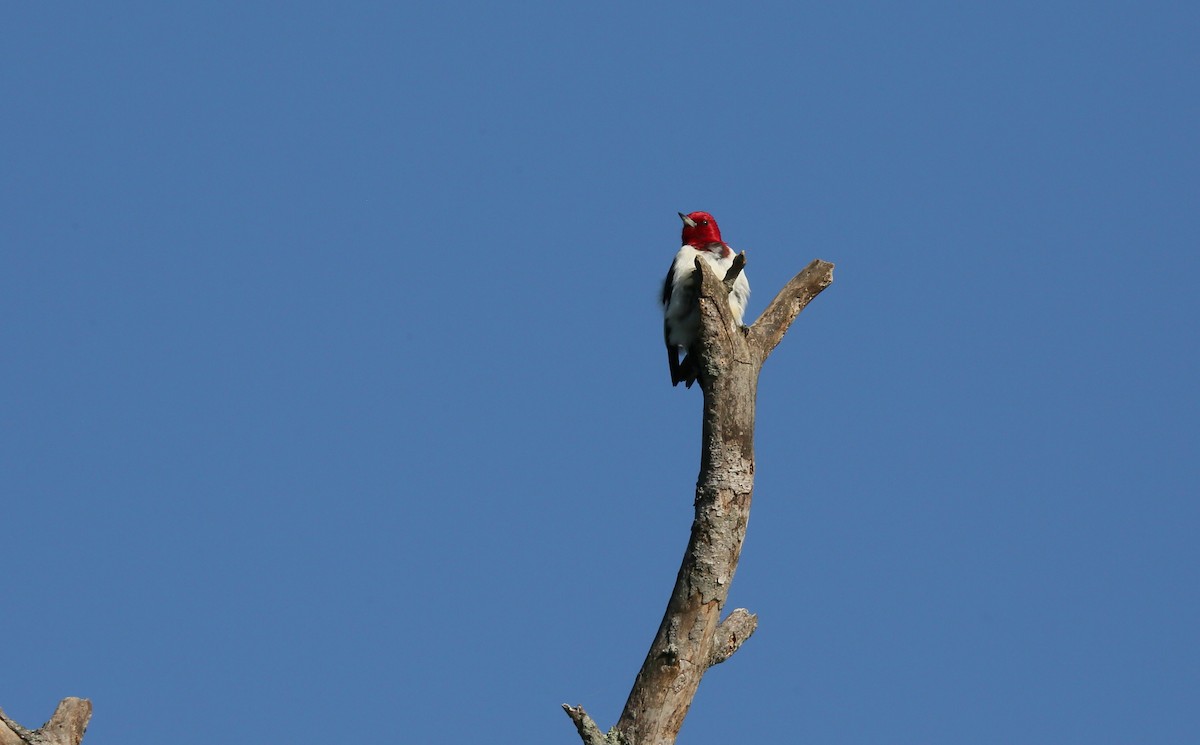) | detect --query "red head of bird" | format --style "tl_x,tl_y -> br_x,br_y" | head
679,211 -> 724,248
